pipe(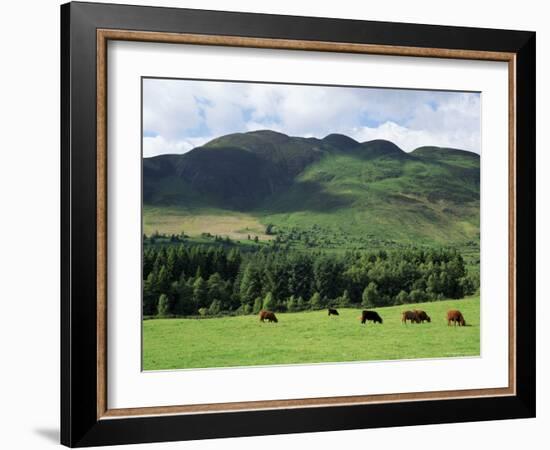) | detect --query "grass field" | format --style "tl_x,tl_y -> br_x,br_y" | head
142,297 -> 480,371
143,206 -> 274,241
